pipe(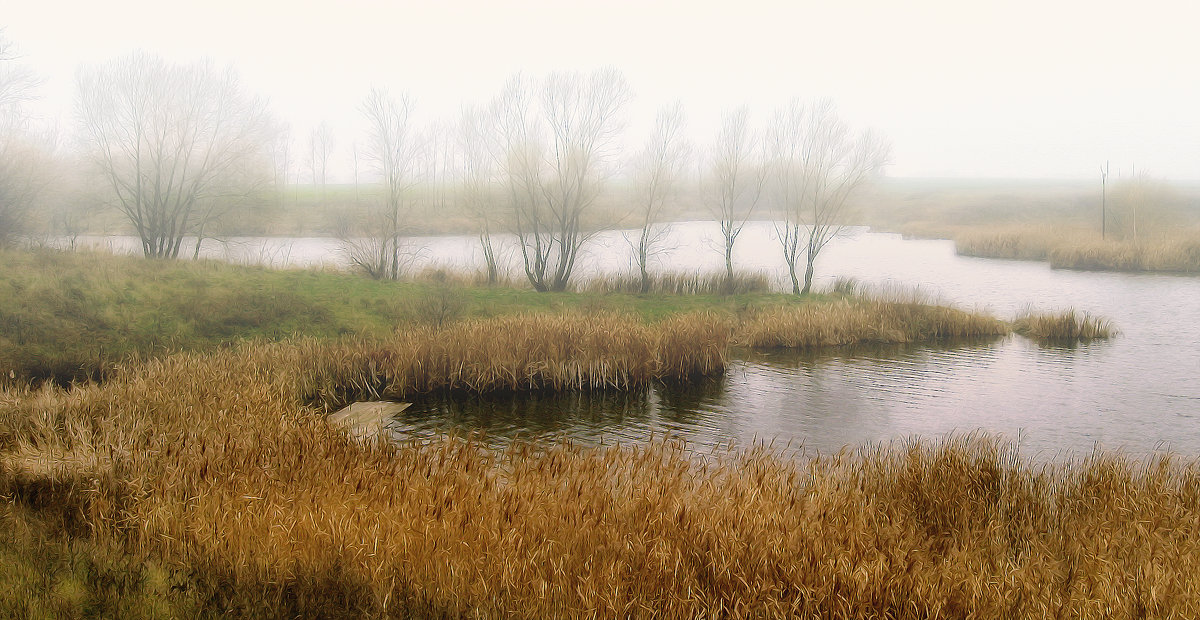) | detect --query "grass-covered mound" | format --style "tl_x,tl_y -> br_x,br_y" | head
0,248 -> 1017,385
